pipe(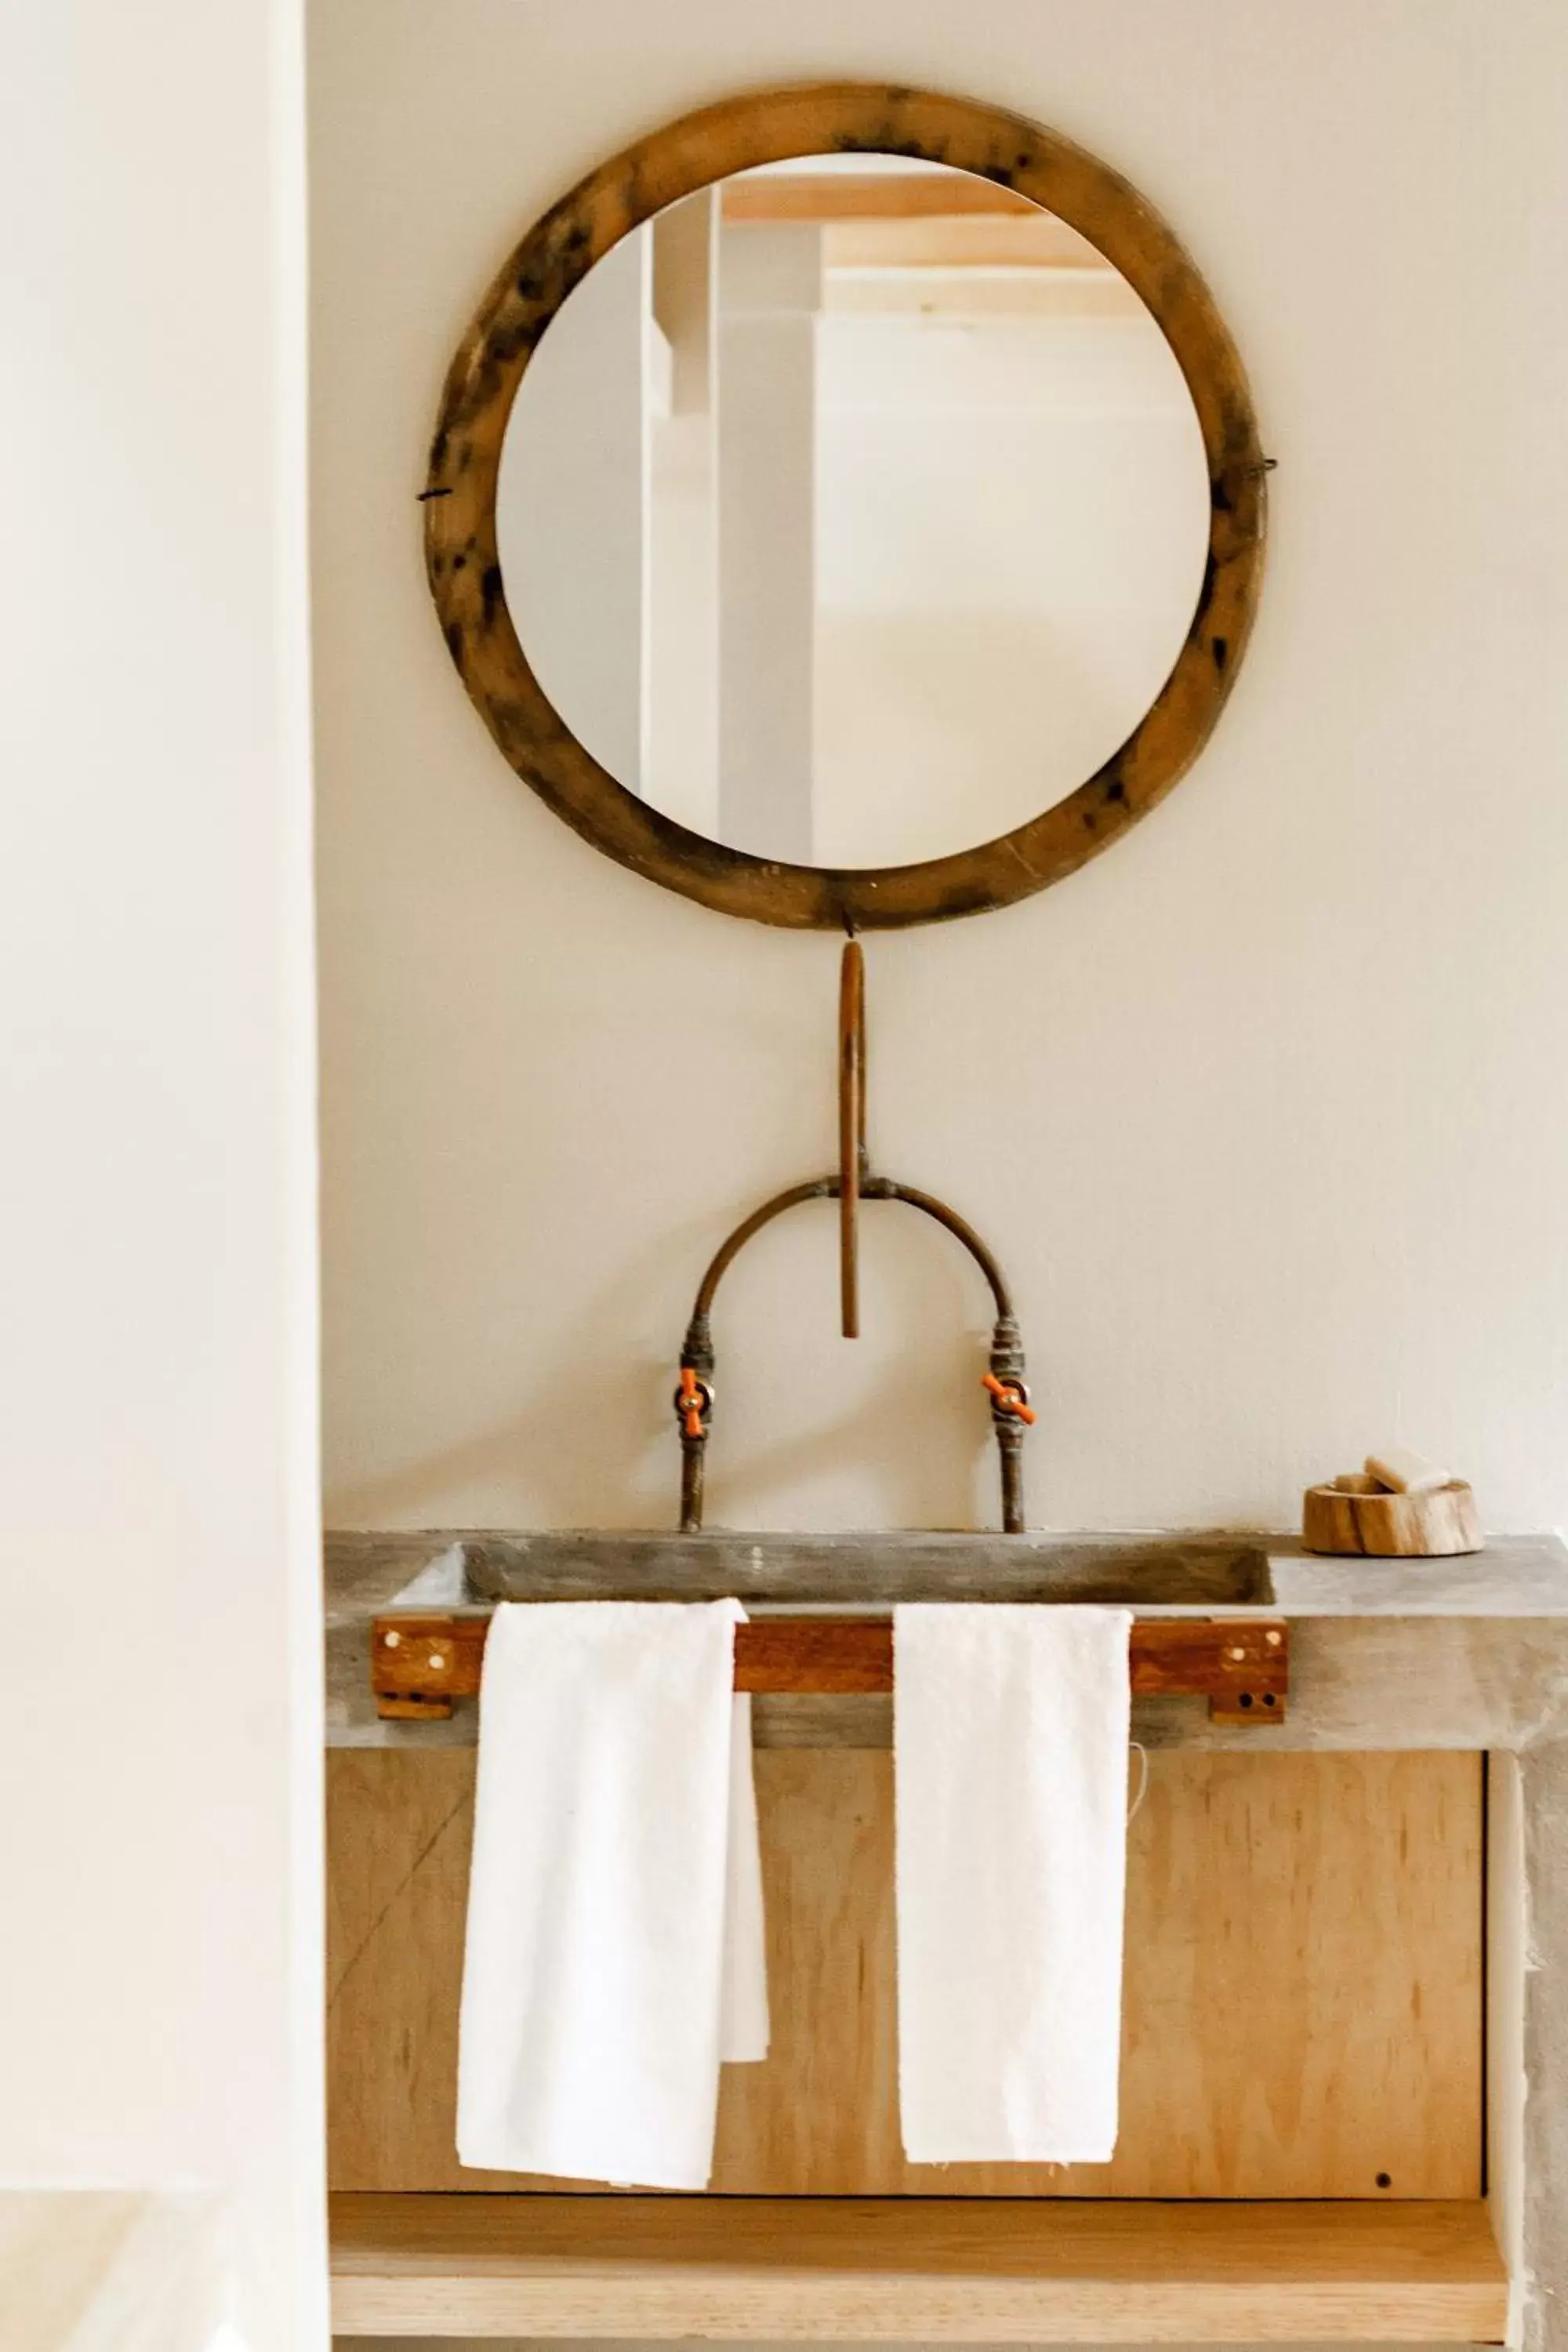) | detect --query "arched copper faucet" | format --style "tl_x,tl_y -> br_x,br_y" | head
673,943 -> 1033,1534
